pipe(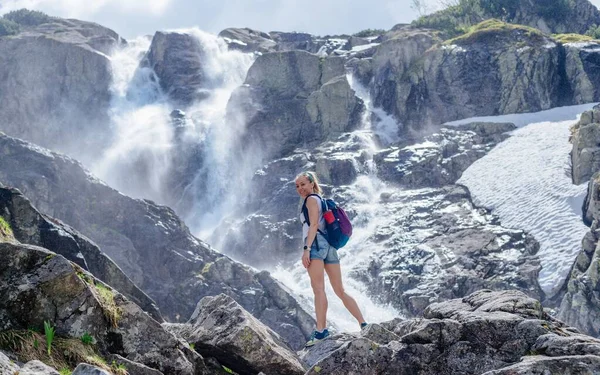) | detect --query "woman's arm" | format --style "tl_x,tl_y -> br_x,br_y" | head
305,197 -> 320,249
